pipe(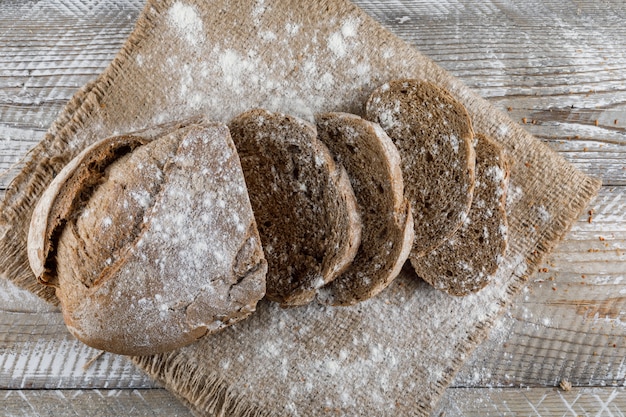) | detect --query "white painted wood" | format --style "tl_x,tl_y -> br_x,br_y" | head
1,389 -> 192,417
4,387 -> 626,416
455,187 -> 626,389
435,387 -> 626,416
0,310 -> 156,390
1,0 -> 625,415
